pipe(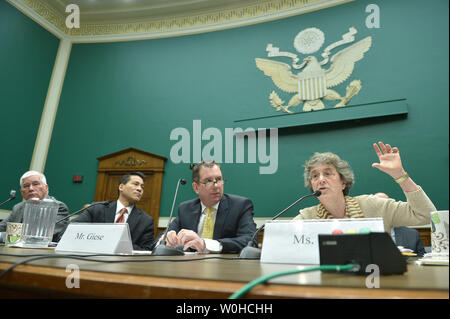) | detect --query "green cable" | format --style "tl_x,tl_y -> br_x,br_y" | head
229,264 -> 358,299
